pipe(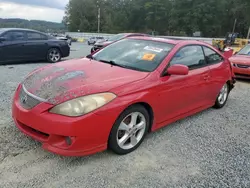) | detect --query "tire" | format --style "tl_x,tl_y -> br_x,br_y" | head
108,105 -> 150,155
47,48 -> 61,63
88,42 -> 90,45
214,83 -> 229,109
